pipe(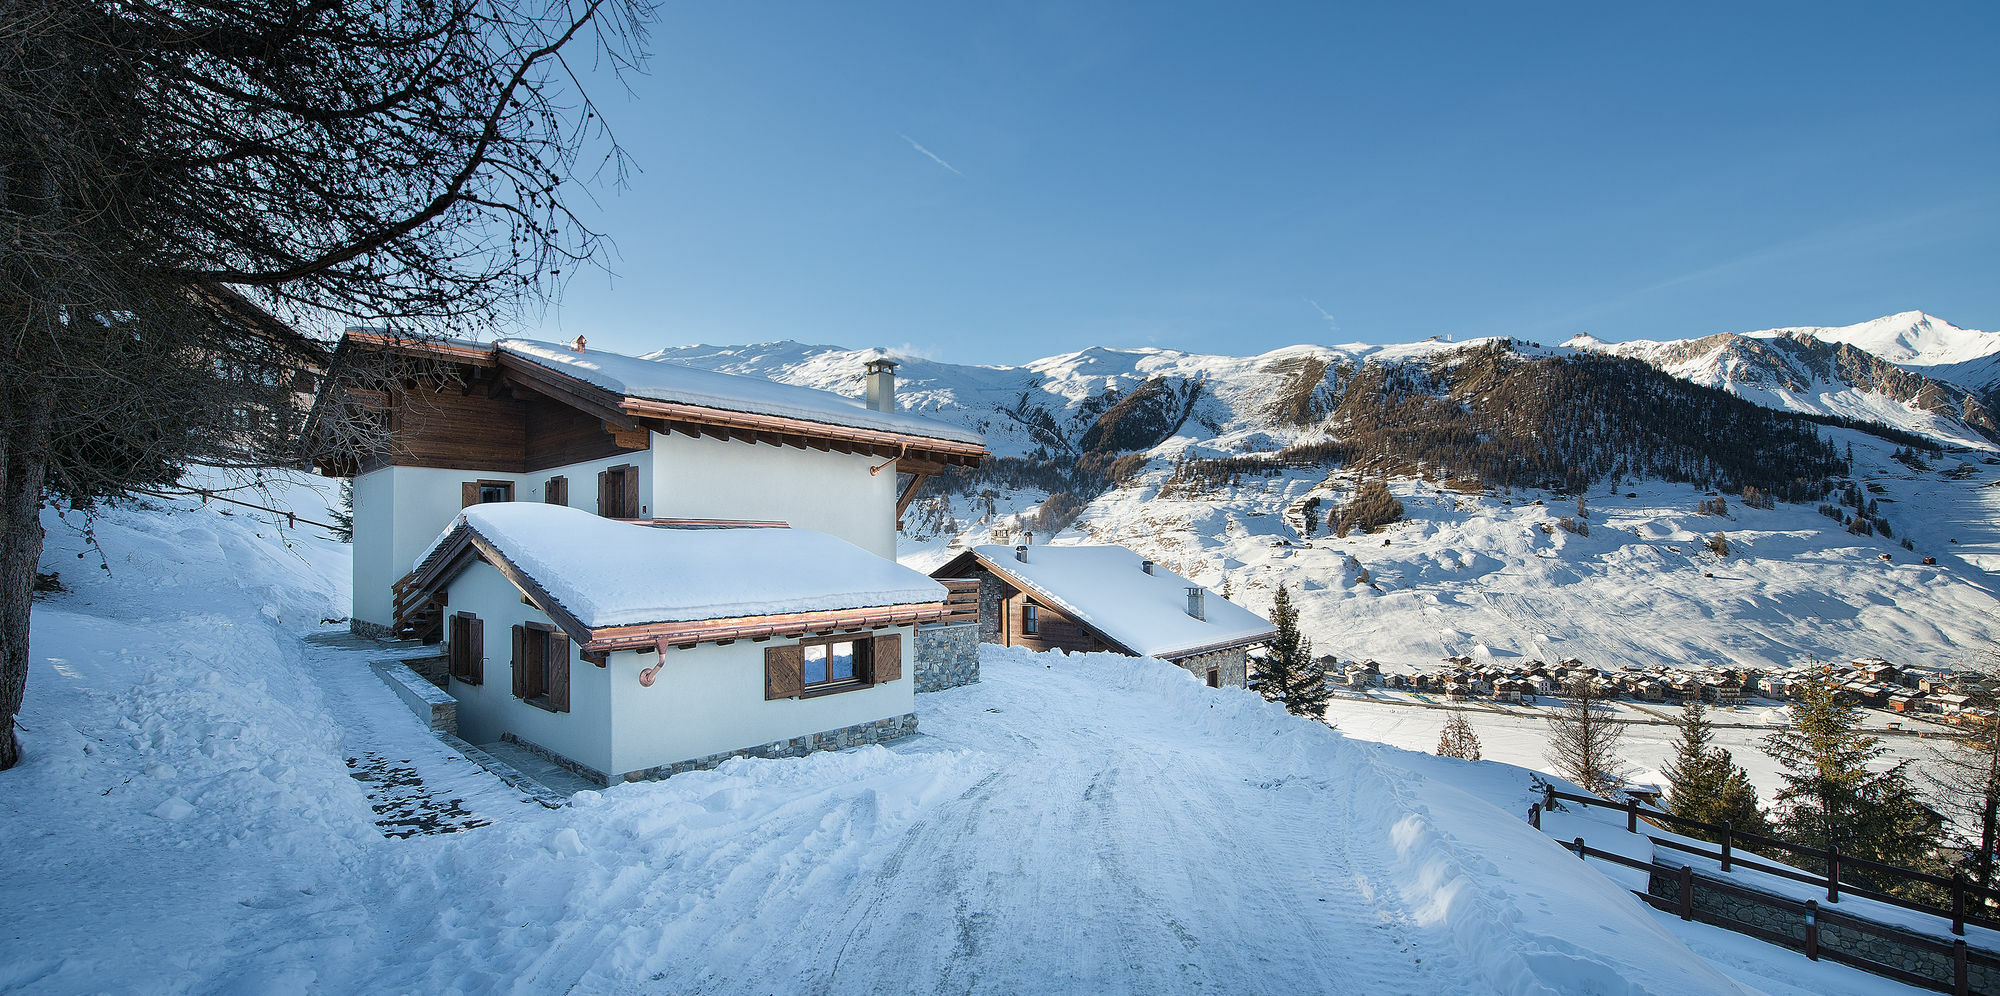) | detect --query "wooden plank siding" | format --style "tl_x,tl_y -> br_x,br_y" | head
366,377 -> 642,475
524,394 -> 636,470
1001,593 -> 1114,656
